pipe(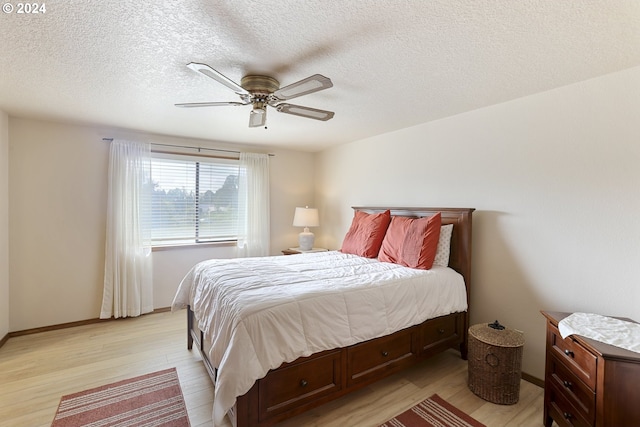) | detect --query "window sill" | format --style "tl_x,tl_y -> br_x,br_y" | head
151,240 -> 237,252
